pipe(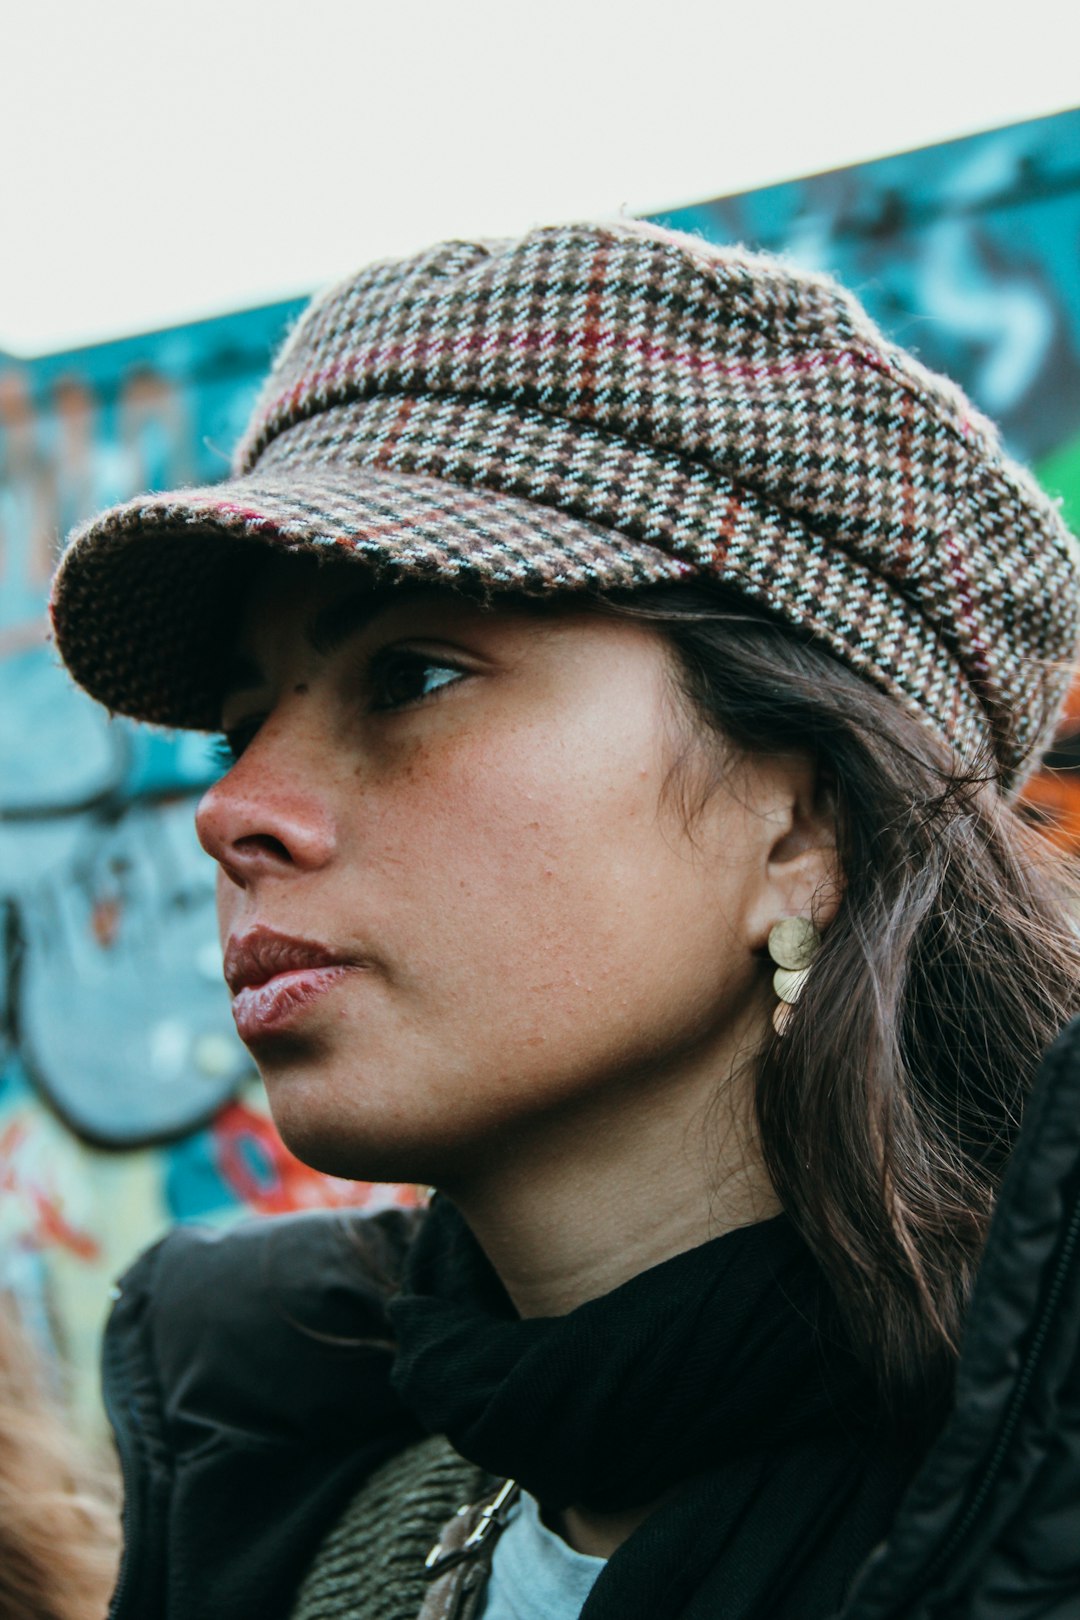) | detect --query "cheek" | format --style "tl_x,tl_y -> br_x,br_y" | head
357,715 -> 756,1059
